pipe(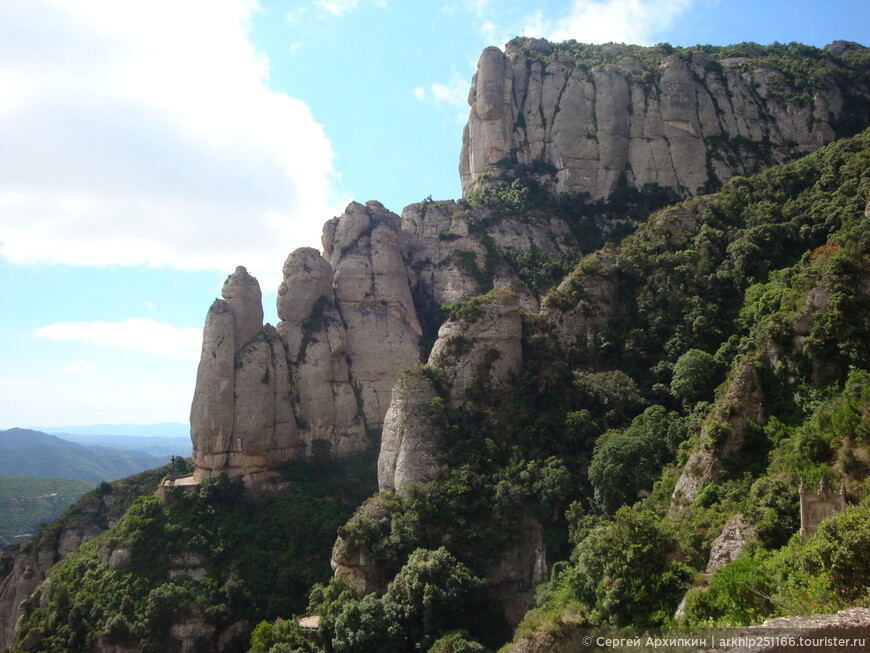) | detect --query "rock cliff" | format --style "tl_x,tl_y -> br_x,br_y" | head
461,38 -> 868,200
189,199 -> 584,482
